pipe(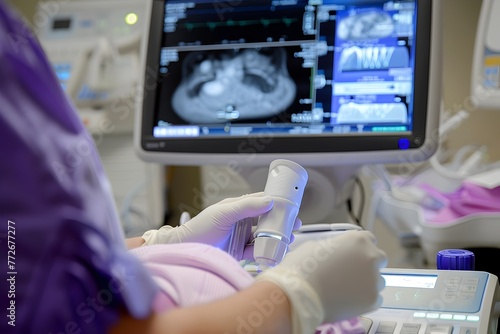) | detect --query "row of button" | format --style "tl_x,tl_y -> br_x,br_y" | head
360,319 -> 478,334
413,312 -> 480,322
